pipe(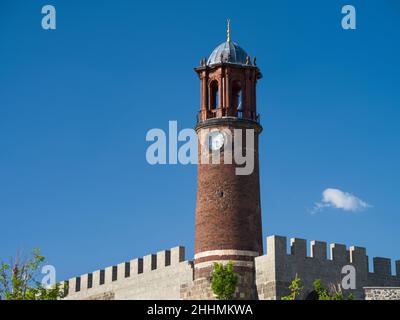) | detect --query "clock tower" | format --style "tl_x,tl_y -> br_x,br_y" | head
192,22 -> 263,299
